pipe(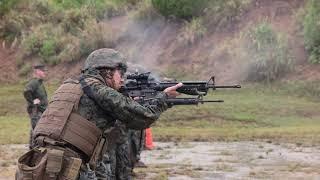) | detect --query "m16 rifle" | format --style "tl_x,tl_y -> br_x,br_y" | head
120,72 -> 241,107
